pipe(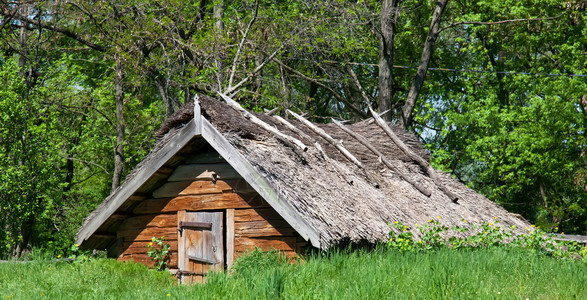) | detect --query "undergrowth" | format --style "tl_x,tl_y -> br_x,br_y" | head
1,221 -> 586,299
388,219 -> 587,261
